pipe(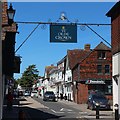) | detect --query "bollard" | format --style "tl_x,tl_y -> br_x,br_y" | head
114,104 -> 119,120
19,110 -> 25,120
96,103 -> 100,119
